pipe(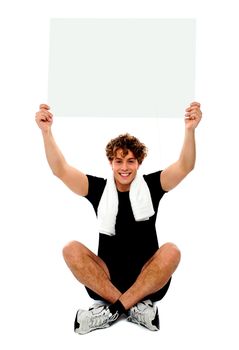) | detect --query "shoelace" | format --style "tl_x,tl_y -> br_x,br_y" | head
129,307 -> 148,324
89,309 -> 119,327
